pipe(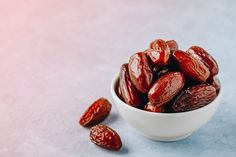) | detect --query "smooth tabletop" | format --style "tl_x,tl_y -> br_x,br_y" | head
0,0 -> 235,157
